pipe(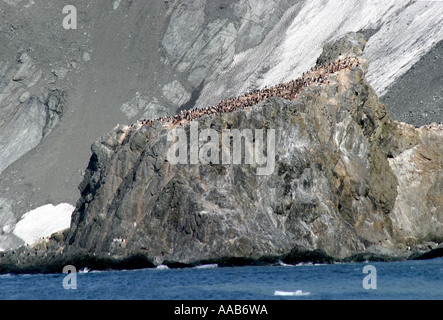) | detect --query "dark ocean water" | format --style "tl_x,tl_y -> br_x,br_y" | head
0,258 -> 442,300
